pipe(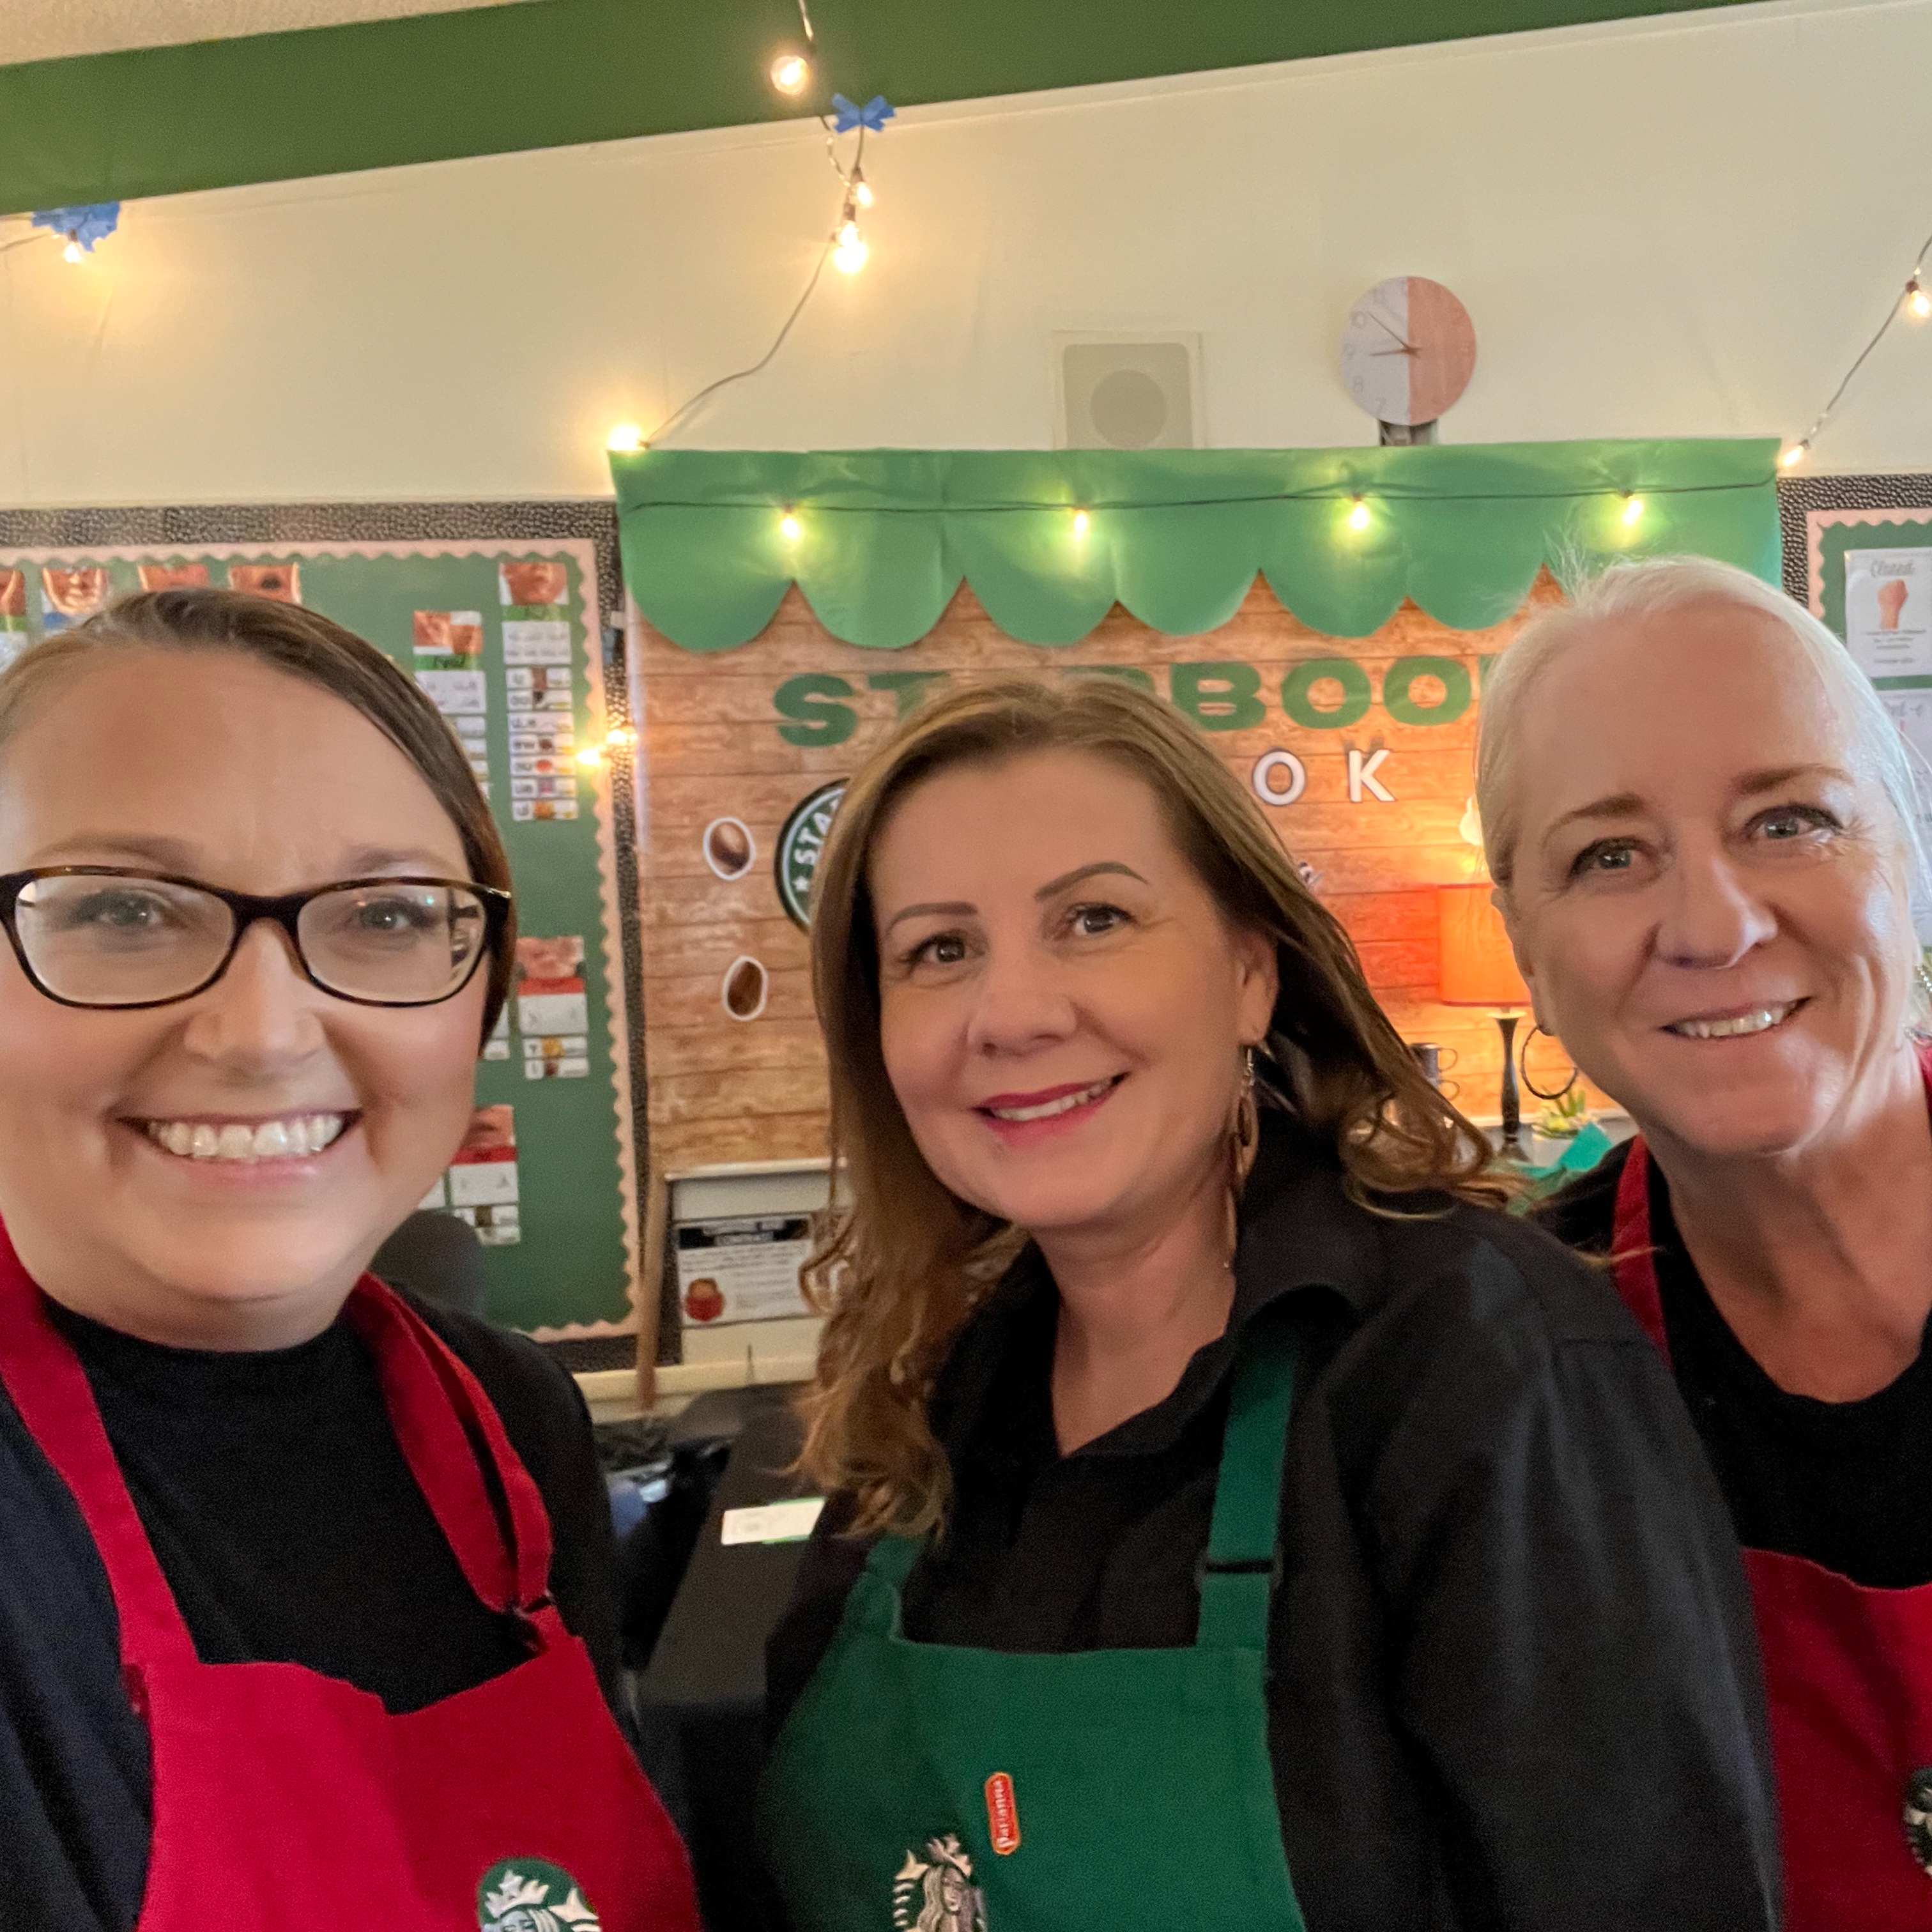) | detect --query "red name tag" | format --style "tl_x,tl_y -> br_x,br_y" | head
985,1772 -> 1020,1856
